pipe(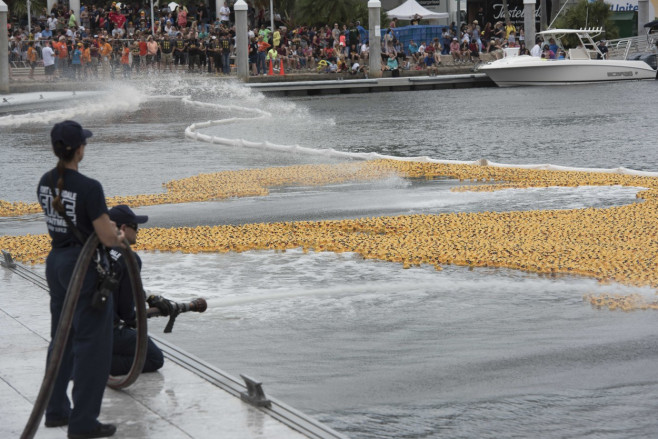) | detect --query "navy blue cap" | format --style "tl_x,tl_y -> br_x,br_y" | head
108,205 -> 148,226
51,120 -> 93,152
